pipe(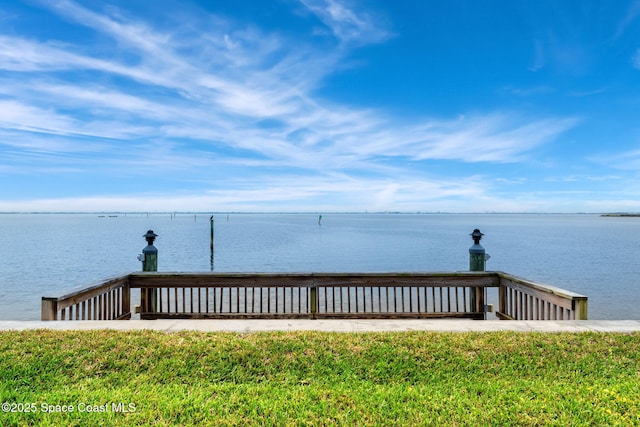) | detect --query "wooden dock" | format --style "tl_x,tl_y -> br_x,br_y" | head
41,271 -> 588,321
